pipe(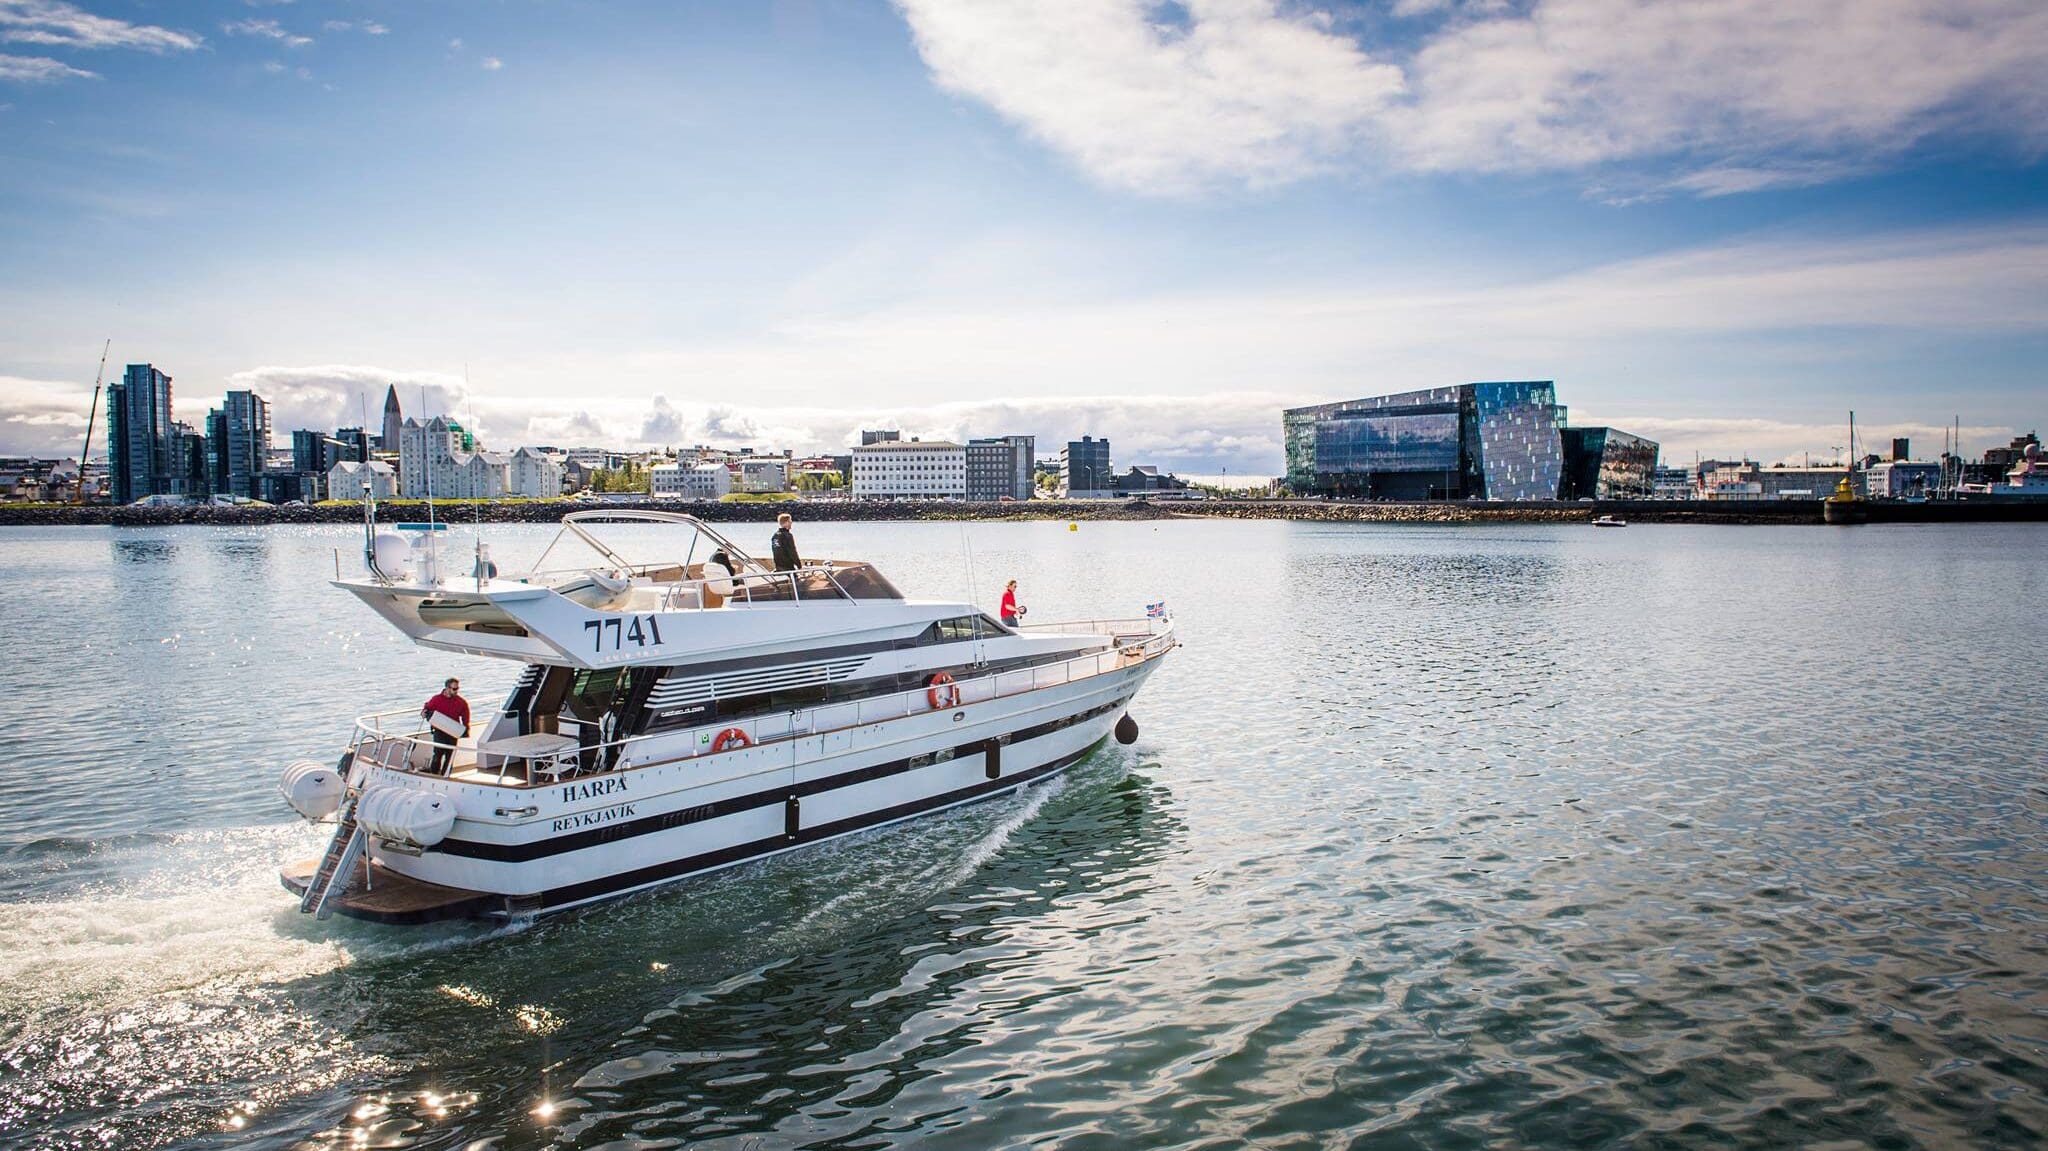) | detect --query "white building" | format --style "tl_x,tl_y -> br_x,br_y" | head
850,440 -> 966,498
1862,460 -> 1942,499
736,457 -> 789,494
326,459 -> 397,500
398,416 -> 508,499
508,446 -> 565,498
649,461 -> 733,499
